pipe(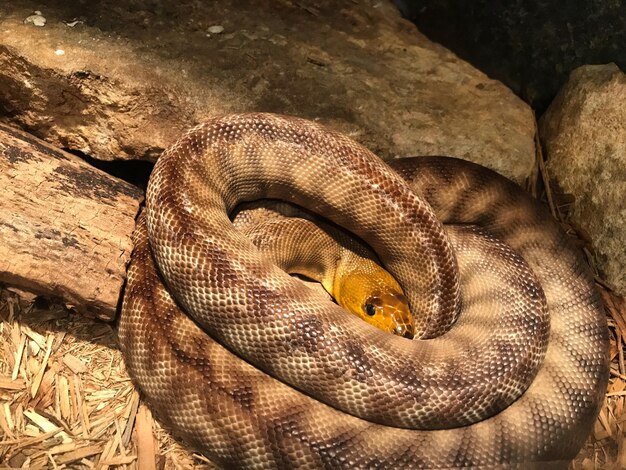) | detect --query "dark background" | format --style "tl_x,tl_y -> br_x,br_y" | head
395,0 -> 626,114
